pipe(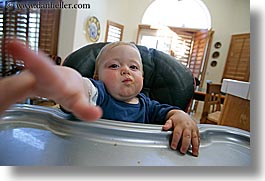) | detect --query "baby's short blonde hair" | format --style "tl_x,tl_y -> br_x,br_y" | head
93,42 -> 142,78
